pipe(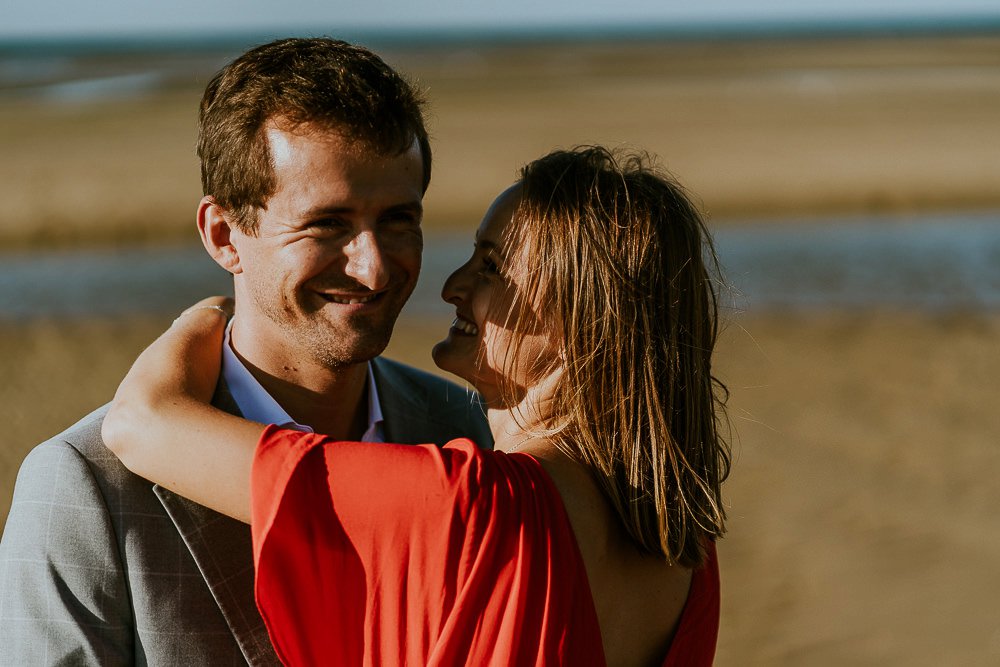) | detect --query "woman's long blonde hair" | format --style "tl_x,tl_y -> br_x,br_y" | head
505,147 -> 730,568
